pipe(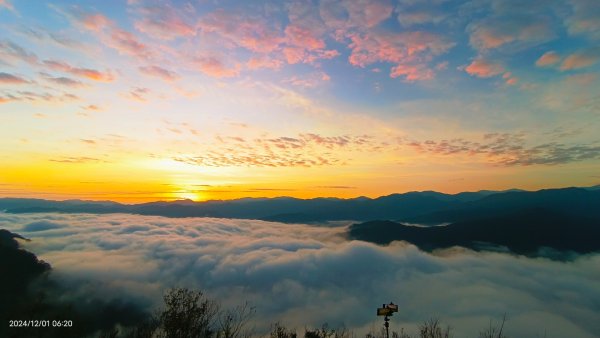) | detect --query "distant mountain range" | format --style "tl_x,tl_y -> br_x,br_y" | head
1,186 -> 599,257
2,186 -> 600,224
